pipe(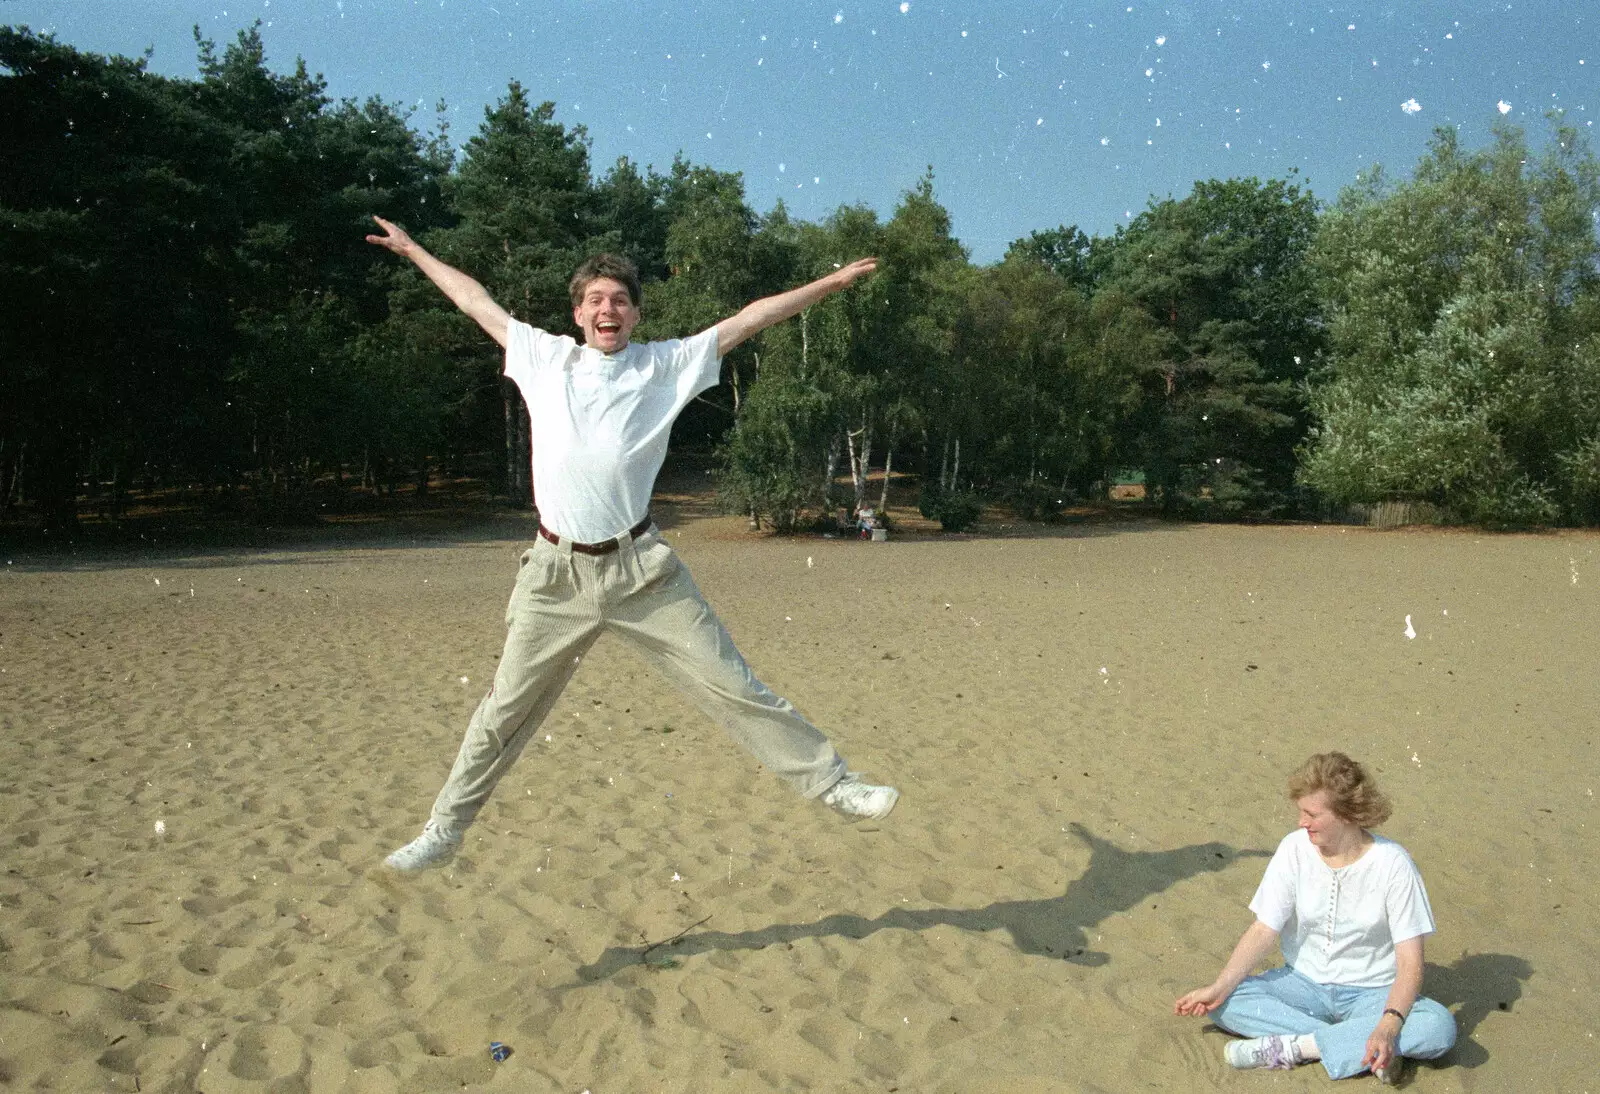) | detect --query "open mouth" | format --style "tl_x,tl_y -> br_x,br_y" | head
597,321 -> 621,334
